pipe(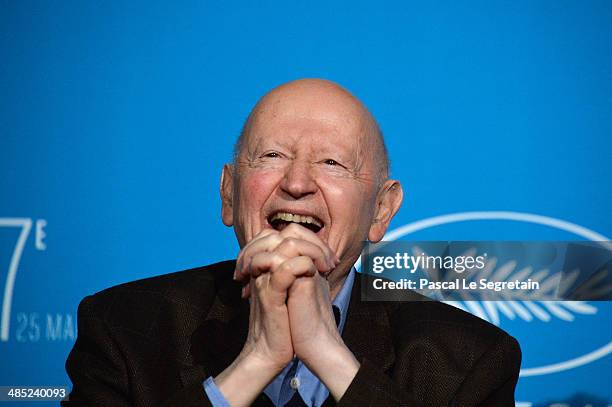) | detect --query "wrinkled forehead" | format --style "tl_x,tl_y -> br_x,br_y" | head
242,89 -> 377,156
